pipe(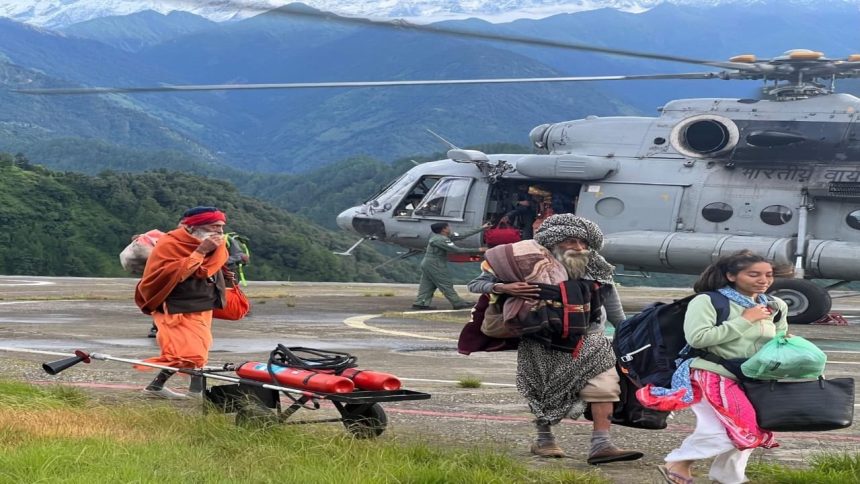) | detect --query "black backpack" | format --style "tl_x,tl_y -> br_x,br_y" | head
613,292 -> 731,388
